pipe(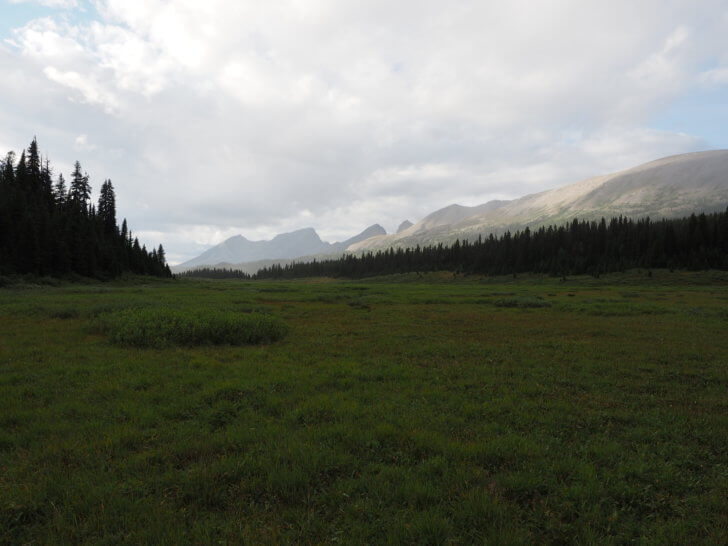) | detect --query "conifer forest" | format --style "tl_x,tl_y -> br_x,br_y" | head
250,209 -> 728,279
0,138 -> 170,279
